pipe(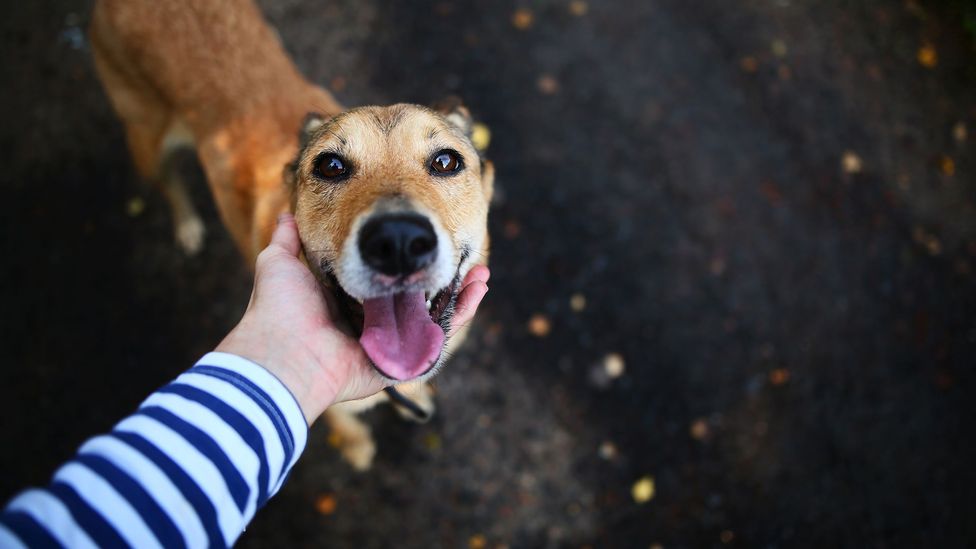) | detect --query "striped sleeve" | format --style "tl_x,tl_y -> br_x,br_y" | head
0,352 -> 309,548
